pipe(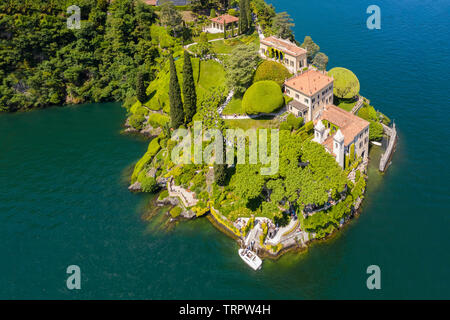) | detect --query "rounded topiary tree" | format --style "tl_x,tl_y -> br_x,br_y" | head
328,67 -> 360,99
254,60 -> 291,87
242,80 -> 284,115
